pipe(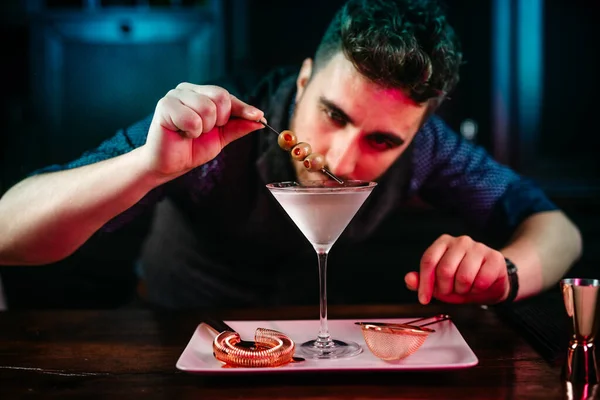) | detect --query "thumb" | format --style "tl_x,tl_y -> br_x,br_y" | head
220,119 -> 265,147
405,271 -> 419,291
